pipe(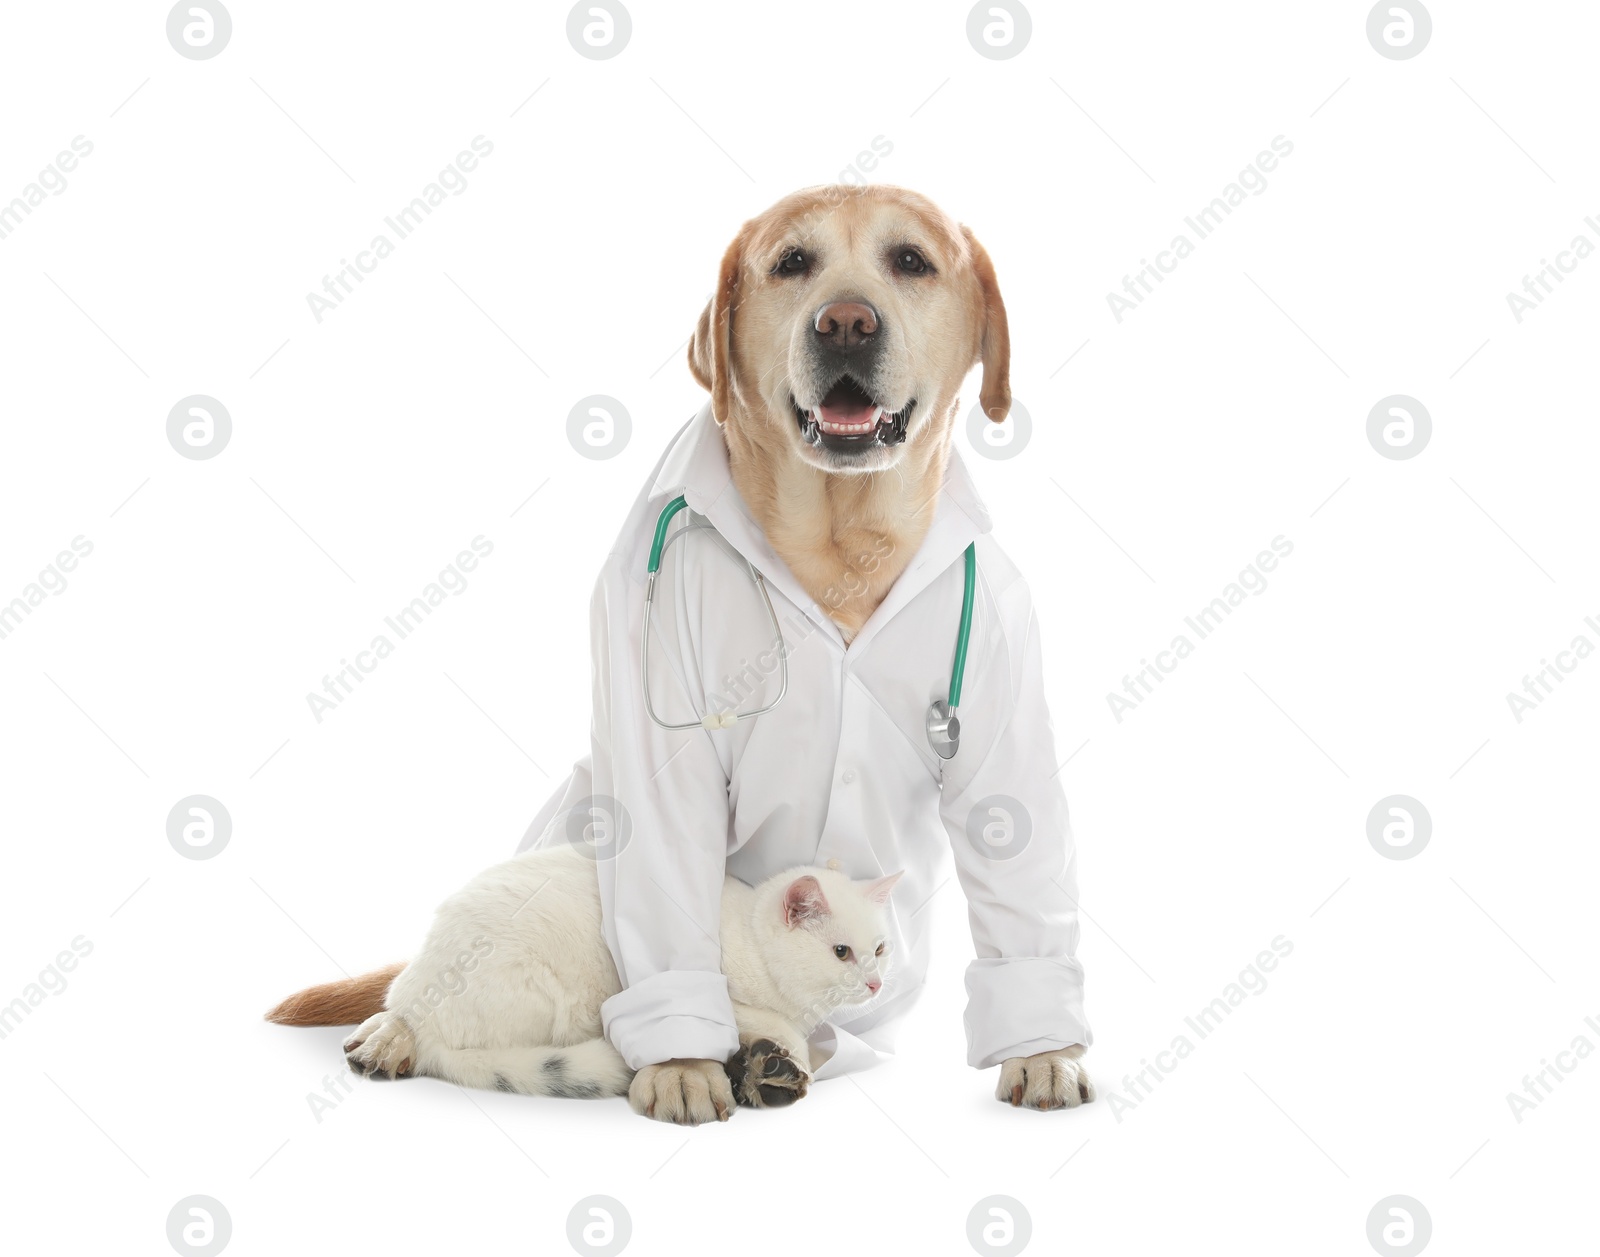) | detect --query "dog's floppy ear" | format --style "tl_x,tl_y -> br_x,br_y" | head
687,226 -> 746,424
962,225 -> 1011,423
